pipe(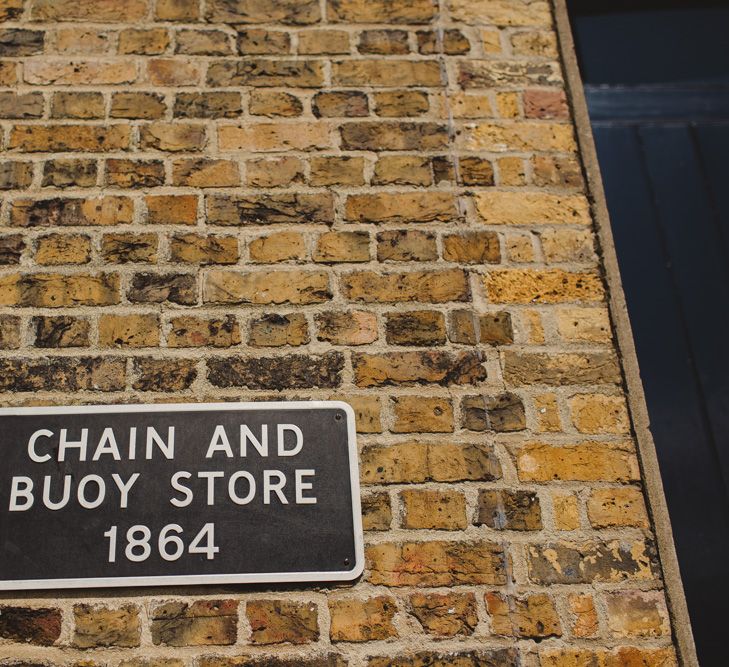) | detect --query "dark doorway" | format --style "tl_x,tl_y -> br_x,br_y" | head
568,2 -> 729,664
